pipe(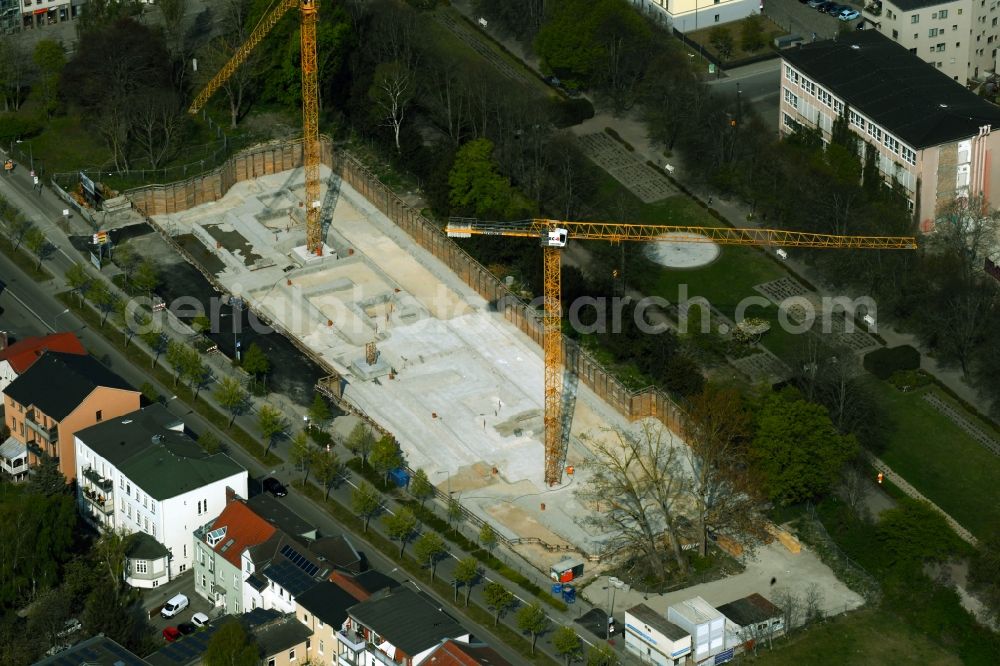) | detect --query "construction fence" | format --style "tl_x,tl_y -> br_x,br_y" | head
124,137 -> 687,436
